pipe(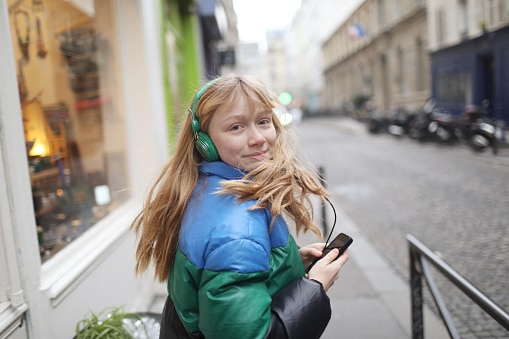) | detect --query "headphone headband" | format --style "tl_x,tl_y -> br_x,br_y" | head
190,77 -> 221,121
